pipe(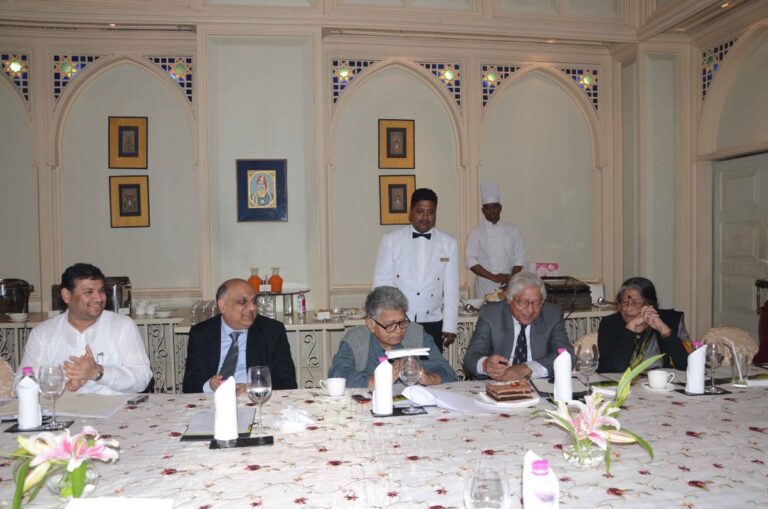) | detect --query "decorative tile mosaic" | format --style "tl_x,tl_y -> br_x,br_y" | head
418,62 -> 462,108
53,54 -> 101,102
701,38 -> 736,99
1,53 -> 29,101
147,56 -> 194,103
331,59 -> 377,103
560,67 -> 599,111
481,65 -> 521,108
